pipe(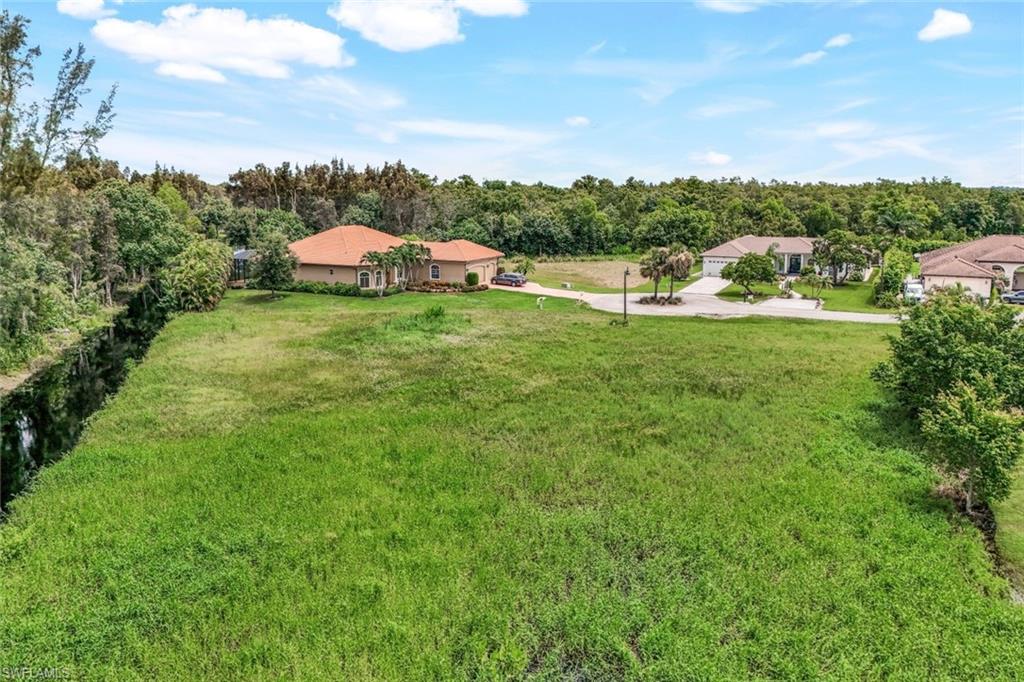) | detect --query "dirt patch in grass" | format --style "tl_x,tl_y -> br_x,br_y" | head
533,260 -> 647,289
